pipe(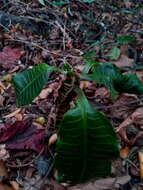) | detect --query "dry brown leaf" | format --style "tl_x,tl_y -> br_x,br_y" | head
113,54 -> 133,68
110,94 -> 138,119
0,95 -> 5,106
0,160 -> 8,181
120,146 -> 130,159
0,145 -> 9,161
68,176 -> 130,190
0,183 -> 15,190
138,151 -> 143,179
37,88 -> 52,100
48,134 -> 58,146
10,181 -> 19,190
117,107 -> 143,144
14,113 -> 23,121
0,81 -> 6,93
3,108 -> 22,118
80,81 -> 90,89
136,71 -> 143,82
